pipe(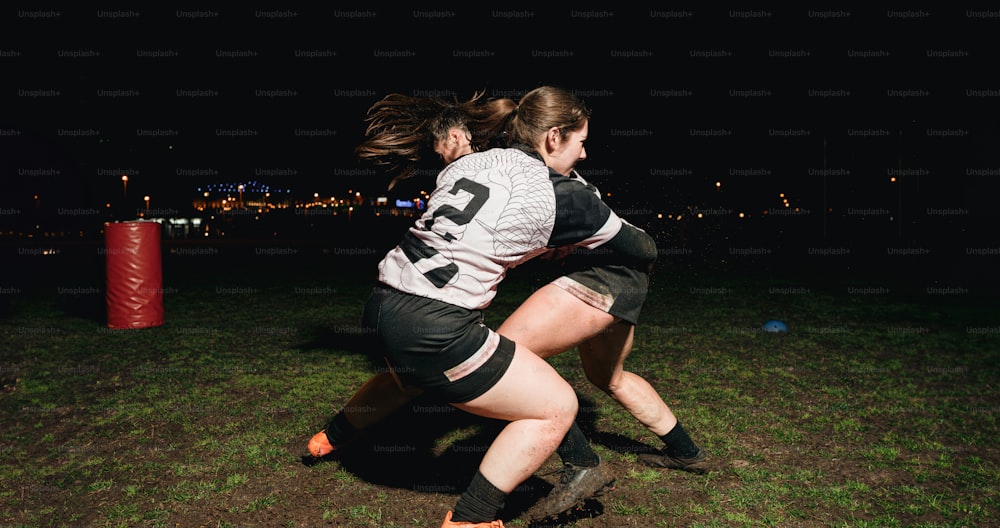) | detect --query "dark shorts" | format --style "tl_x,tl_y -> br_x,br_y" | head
553,265 -> 649,325
361,285 -> 516,404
